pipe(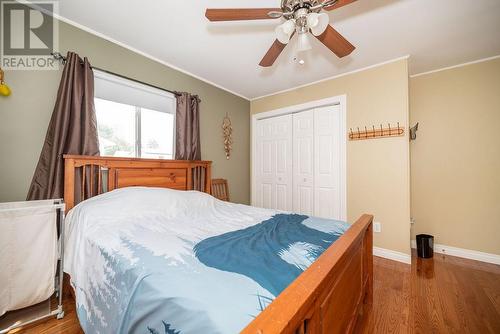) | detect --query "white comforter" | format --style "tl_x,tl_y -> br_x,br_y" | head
64,187 -> 349,334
